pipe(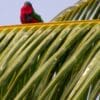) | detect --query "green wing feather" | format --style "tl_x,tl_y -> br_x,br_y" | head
32,12 -> 43,22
